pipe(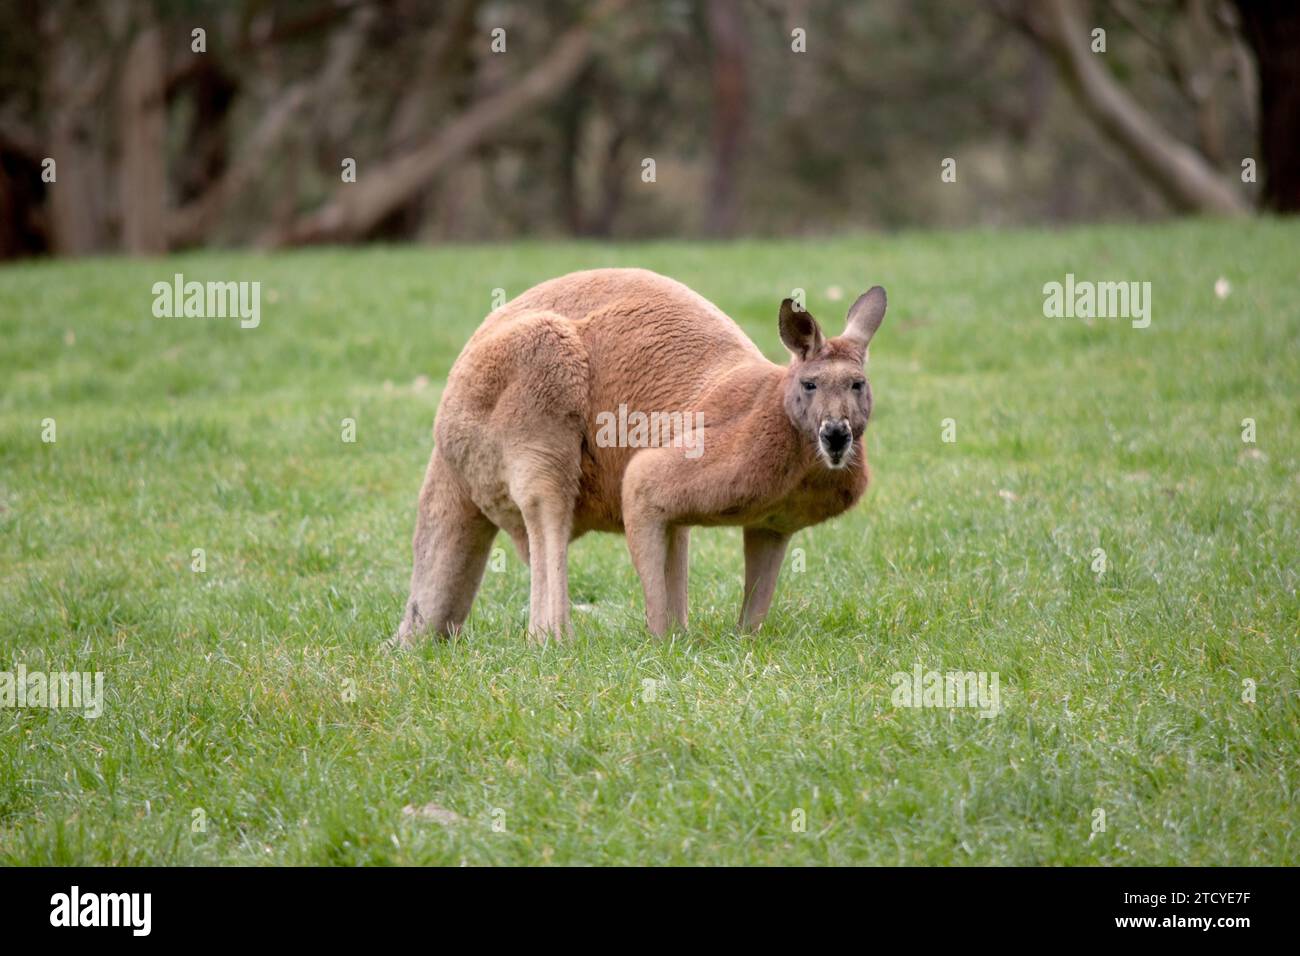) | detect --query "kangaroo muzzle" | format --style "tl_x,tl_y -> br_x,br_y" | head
819,419 -> 852,467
